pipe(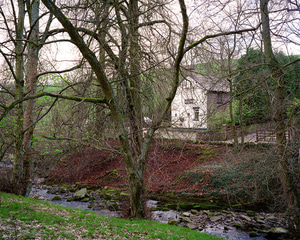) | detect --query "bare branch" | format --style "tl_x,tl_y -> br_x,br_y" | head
184,24 -> 261,54
0,92 -> 106,122
42,135 -> 120,154
36,63 -> 83,78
